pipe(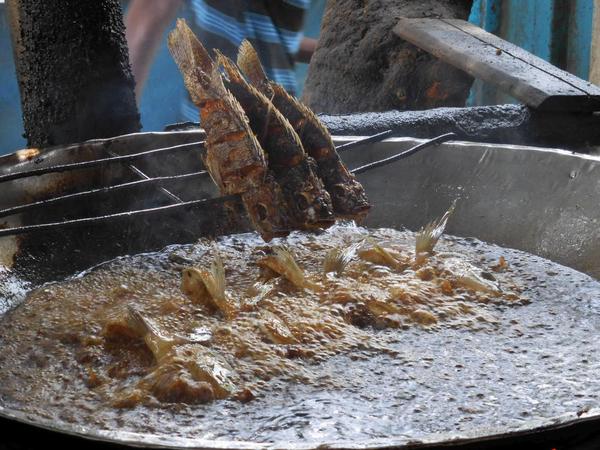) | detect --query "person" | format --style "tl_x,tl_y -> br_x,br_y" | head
125,0 -> 317,121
